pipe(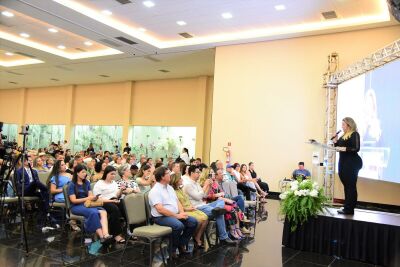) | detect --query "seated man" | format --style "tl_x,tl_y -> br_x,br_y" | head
148,166 -> 198,257
292,162 -> 311,180
16,154 -> 50,226
184,165 -> 236,245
